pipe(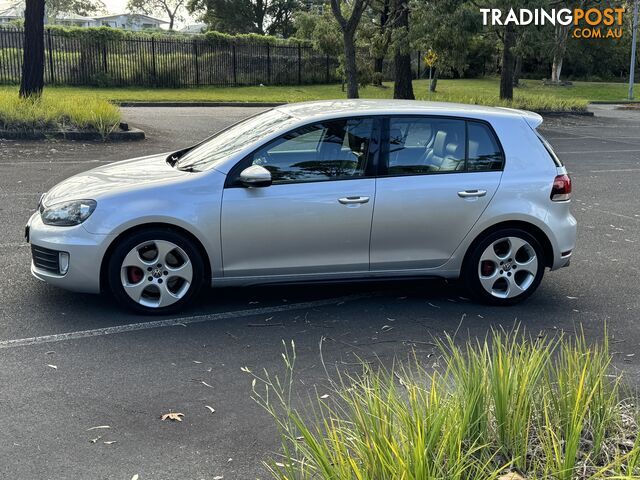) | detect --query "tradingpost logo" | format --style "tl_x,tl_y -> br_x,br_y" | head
480,7 -> 625,39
